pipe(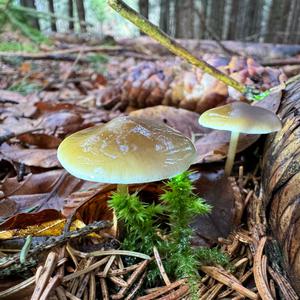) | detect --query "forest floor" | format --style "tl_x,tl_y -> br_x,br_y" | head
0,35 -> 299,299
